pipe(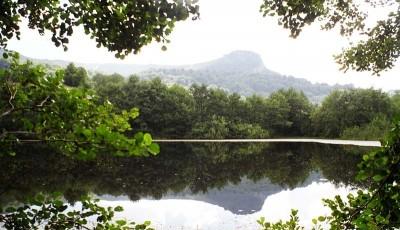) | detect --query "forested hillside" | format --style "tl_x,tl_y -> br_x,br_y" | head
0,50 -> 353,103
141,51 -> 353,103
